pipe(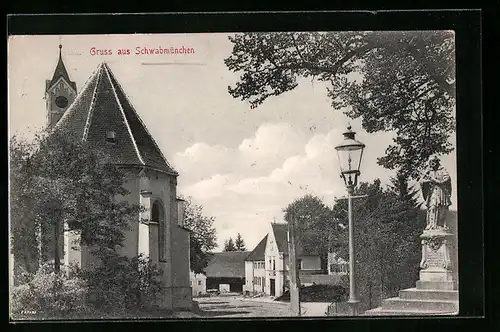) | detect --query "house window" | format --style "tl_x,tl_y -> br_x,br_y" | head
273,258 -> 276,270
152,200 -> 166,262
198,280 -> 202,286
298,259 -> 302,270
330,263 -> 348,273
190,281 -> 193,286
